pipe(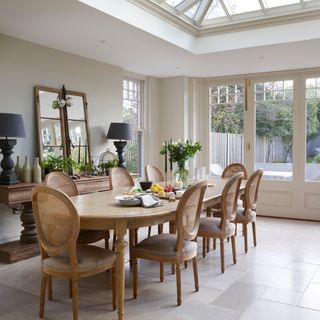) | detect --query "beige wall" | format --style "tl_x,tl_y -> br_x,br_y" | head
0,34 -> 124,242
0,34 -> 123,160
